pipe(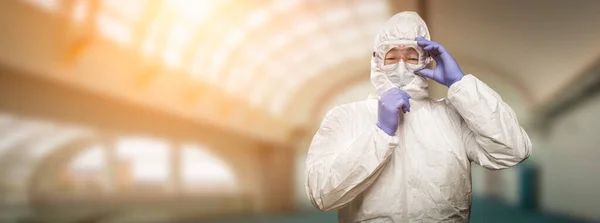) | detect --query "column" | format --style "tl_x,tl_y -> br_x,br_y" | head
102,141 -> 117,194
260,144 -> 295,213
168,144 -> 182,195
